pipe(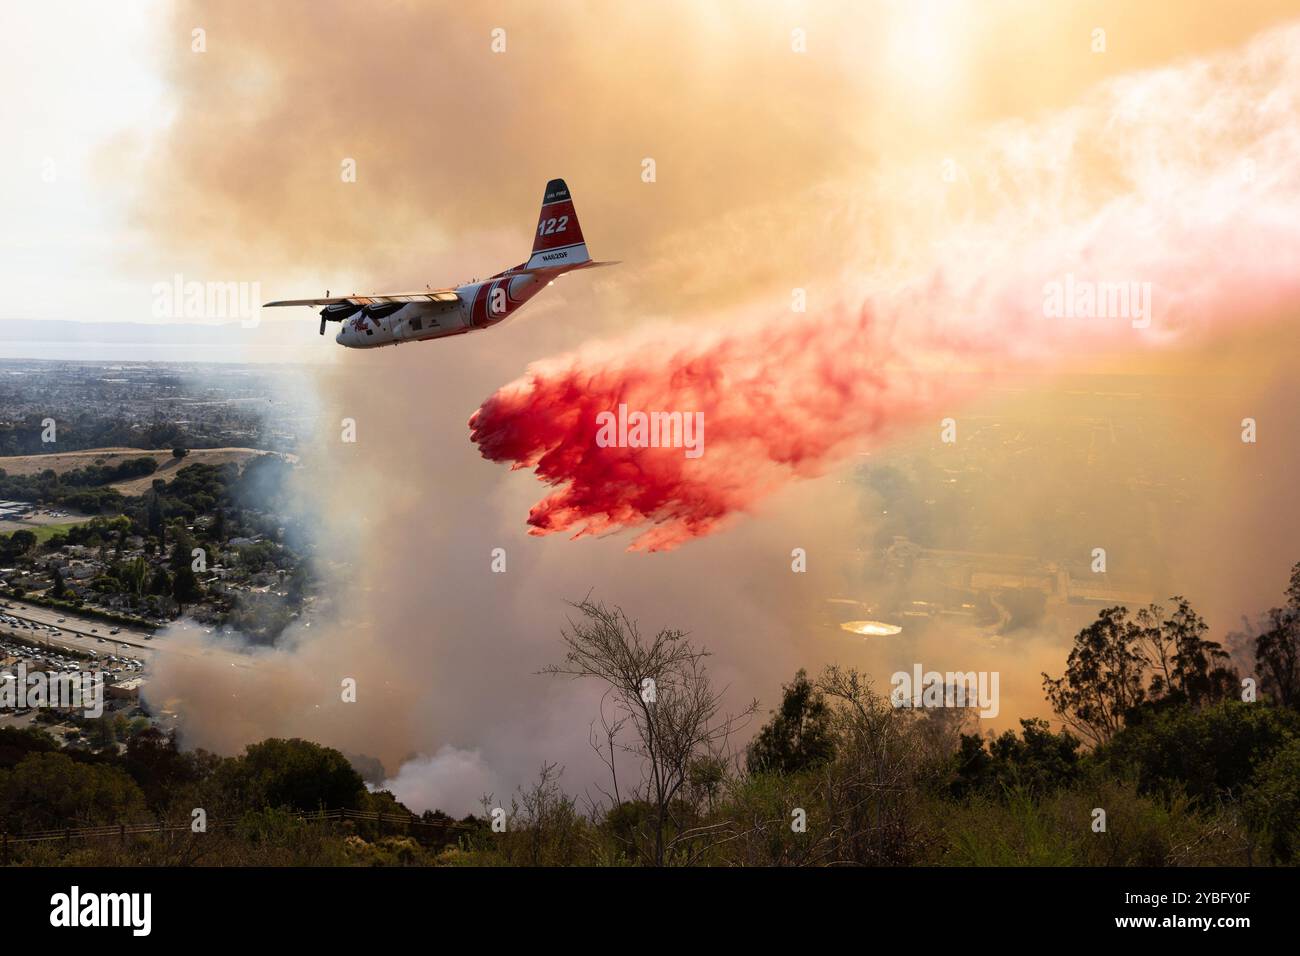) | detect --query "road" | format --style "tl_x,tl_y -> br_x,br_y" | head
0,598 -> 253,671
0,599 -> 153,654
